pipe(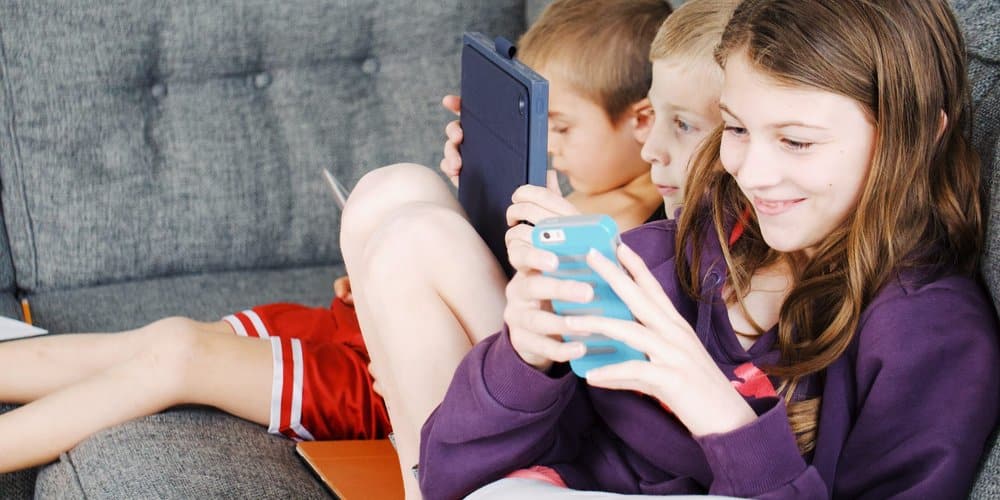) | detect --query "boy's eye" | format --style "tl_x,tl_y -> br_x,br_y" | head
551,126 -> 569,134
781,138 -> 813,150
